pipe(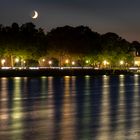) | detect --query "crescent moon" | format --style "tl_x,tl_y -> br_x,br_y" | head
32,11 -> 38,19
